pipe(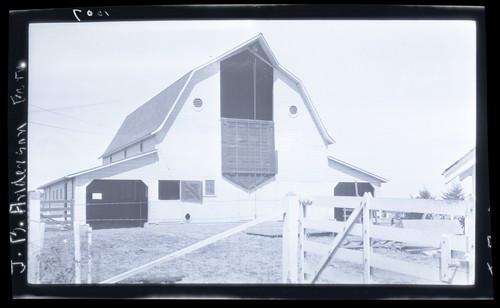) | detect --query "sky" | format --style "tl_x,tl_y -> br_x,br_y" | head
27,20 -> 476,198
